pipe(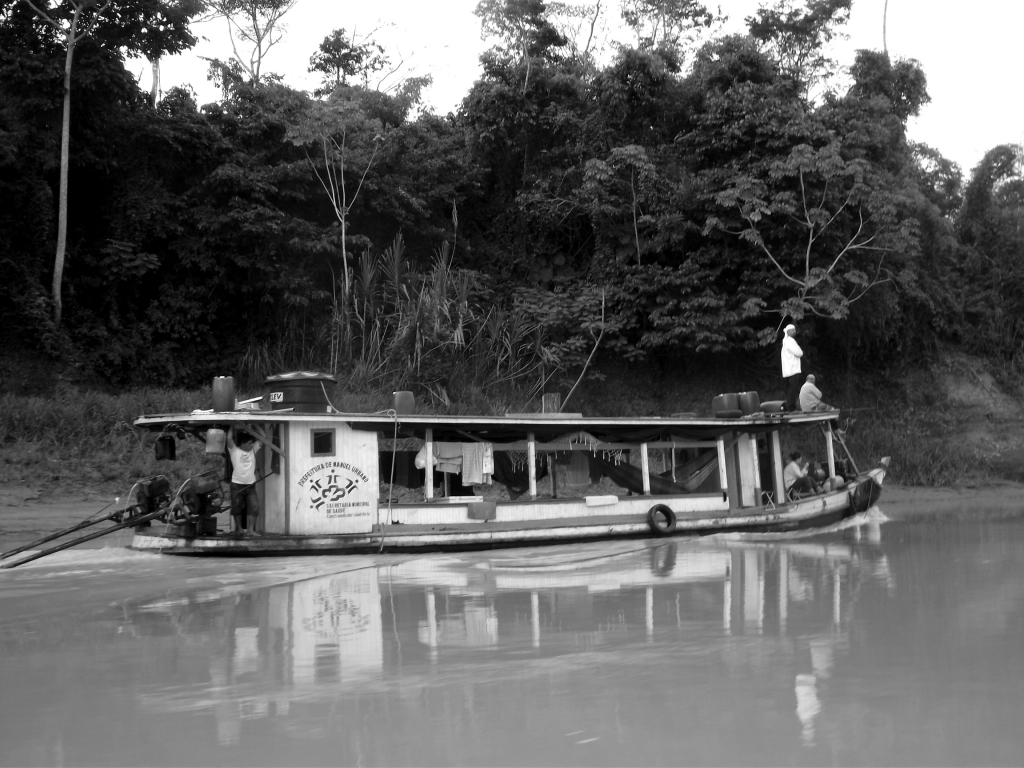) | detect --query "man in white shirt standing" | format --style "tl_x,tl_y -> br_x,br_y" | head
781,323 -> 803,412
